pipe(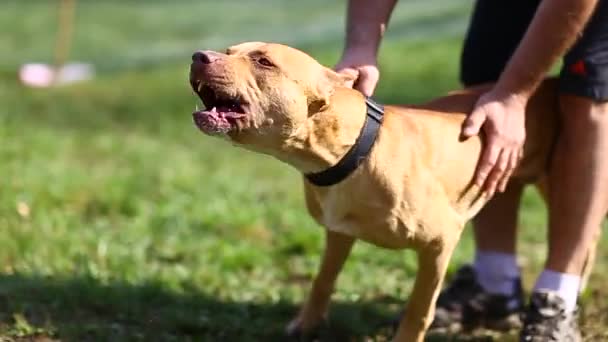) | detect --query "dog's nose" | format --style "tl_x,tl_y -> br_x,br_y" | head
192,50 -> 221,64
